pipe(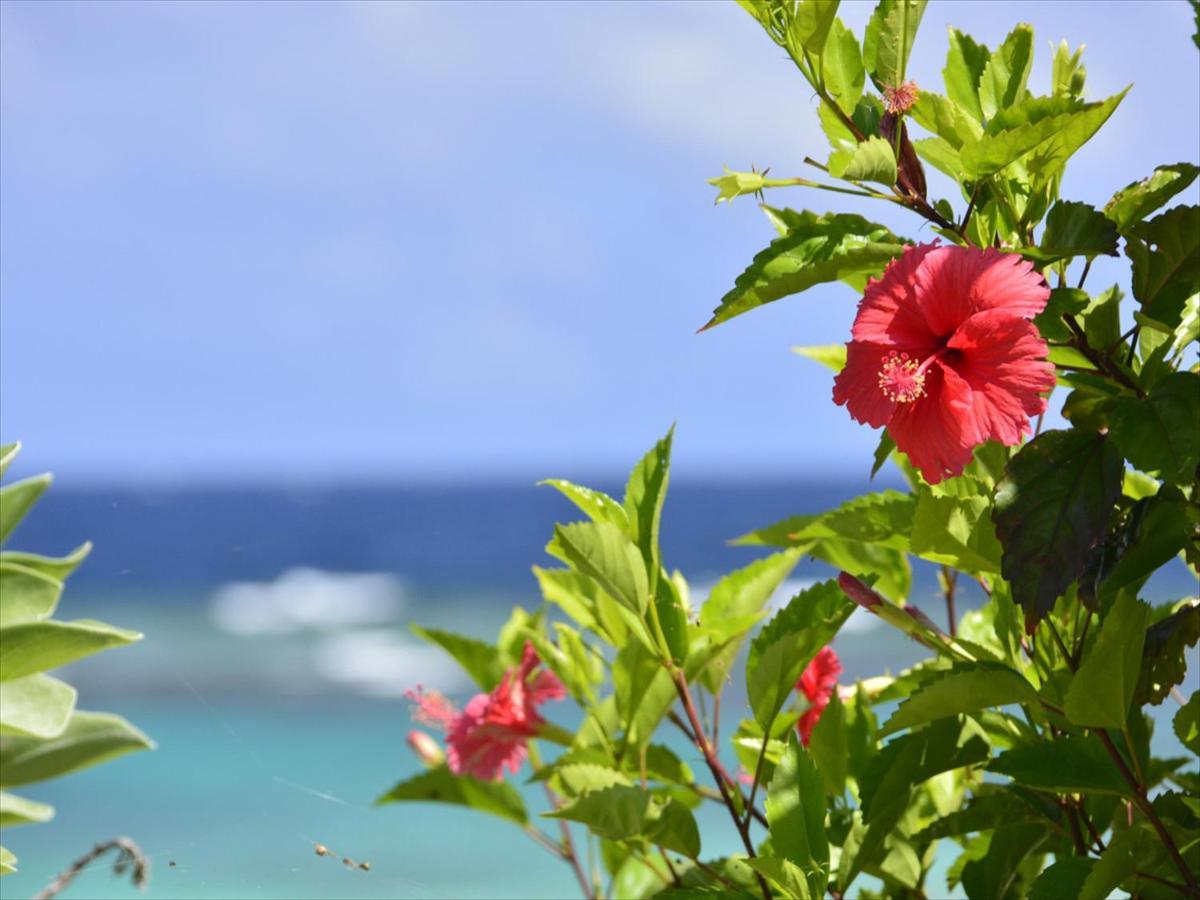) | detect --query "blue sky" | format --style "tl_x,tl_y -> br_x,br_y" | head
2,0 -> 1197,483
